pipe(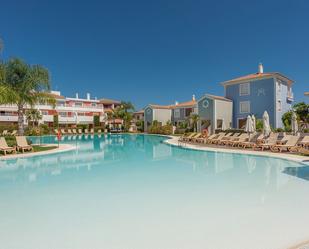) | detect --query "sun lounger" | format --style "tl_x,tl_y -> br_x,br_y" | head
72,129 -> 77,134
270,135 -> 300,152
97,129 -> 102,134
207,132 -> 225,144
10,130 -> 17,136
54,129 -> 59,134
78,129 -> 82,134
189,133 -> 202,142
67,129 -> 73,134
253,133 -> 279,151
90,128 -> 94,134
61,129 -> 66,134
180,133 -> 196,142
195,133 -> 210,143
0,137 -> 16,155
16,136 -> 33,153
2,130 -> 8,136
224,133 -> 248,147
239,133 -> 263,148
298,135 -> 309,148
217,132 -> 238,145
84,129 -> 89,134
